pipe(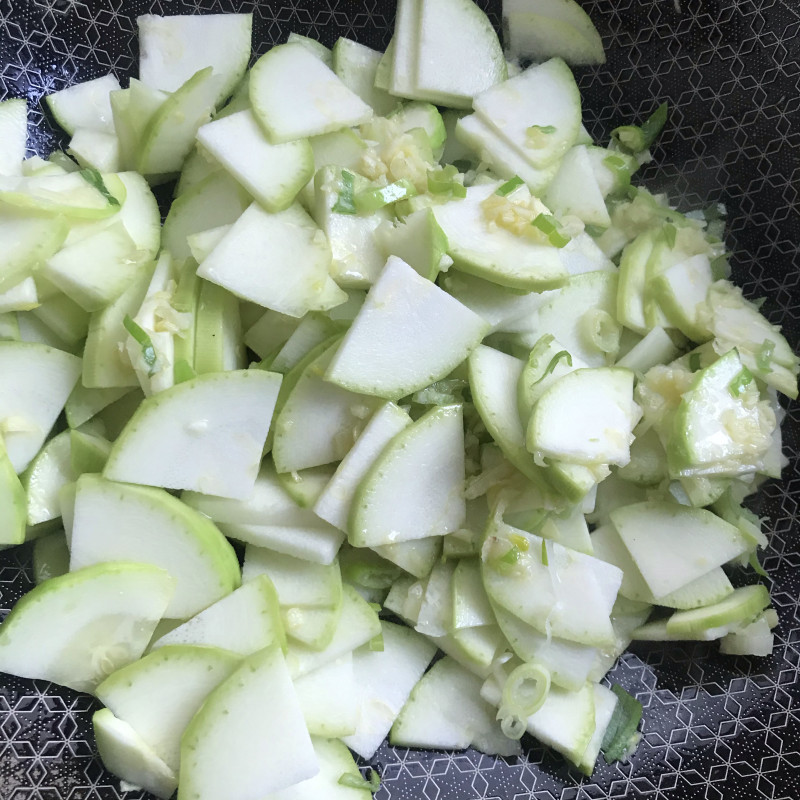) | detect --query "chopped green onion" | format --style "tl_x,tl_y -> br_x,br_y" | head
749,550 -> 768,579
428,165 -> 466,198
332,170 -> 357,215
601,684 -> 643,762
499,546 -> 520,566
584,223 -> 608,238
710,253 -> 731,281
526,124 -> 557,148
531,213 -> 570,247
583,309 -> 621,355
79,167 -> 120,206
502,662 -> 551,718
497,708 -> 526,740
536,350 -> 573,384
602,154 -> 633,187
541,538 -> 548,567
338,768 -> 381,793
123,315 -> 157,376
662,222 -> 677,249
495,176 -> 524,196
173,358 -> 196,384
756,339 -> 776,373
354,179 -> 417,213
729,366 -> 754,398
508,533 -> 529,552
688,352 -> 702,372
612,102 -> 668,153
